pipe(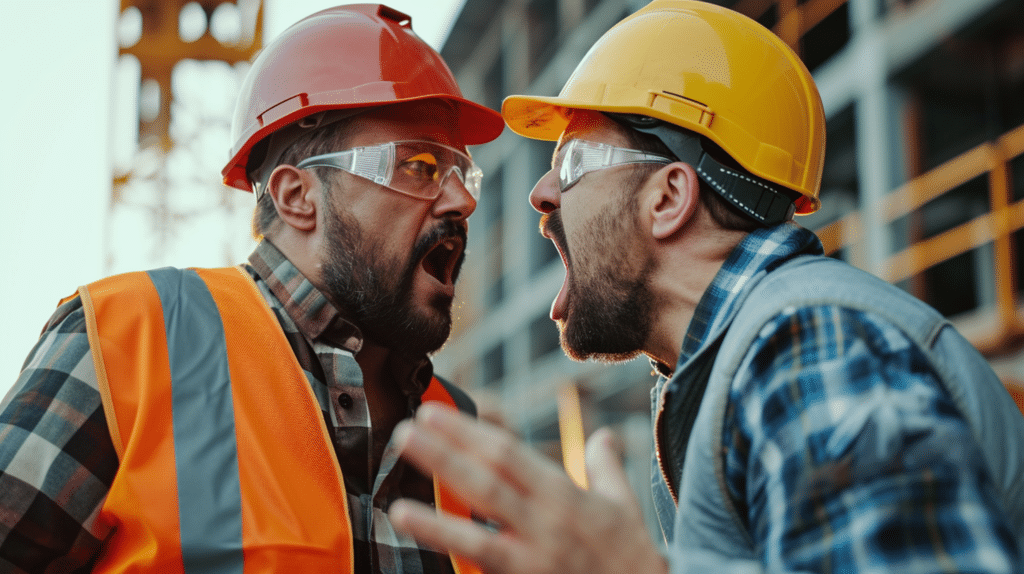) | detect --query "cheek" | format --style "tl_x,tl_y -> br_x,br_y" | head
347,196 -> 428,237
379,215 -> 433,265
560,194 -> 608,245
564,199 -> 630,271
